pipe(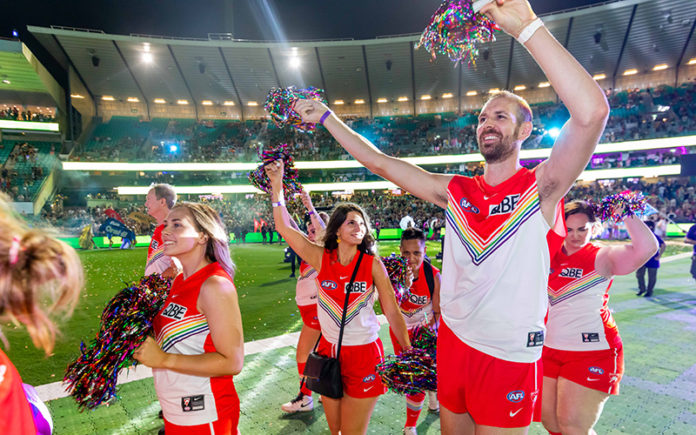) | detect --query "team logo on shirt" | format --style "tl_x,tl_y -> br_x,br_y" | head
161,302 -> 187,320
345,281 -> 367,293
407,293 -> 428,305
151,239 -> 159,250
489,194 -> 520,216
506,390 -> 525,403
459,197 -> 480,213
321,280 -> 338,290
559,267 -> 584,278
